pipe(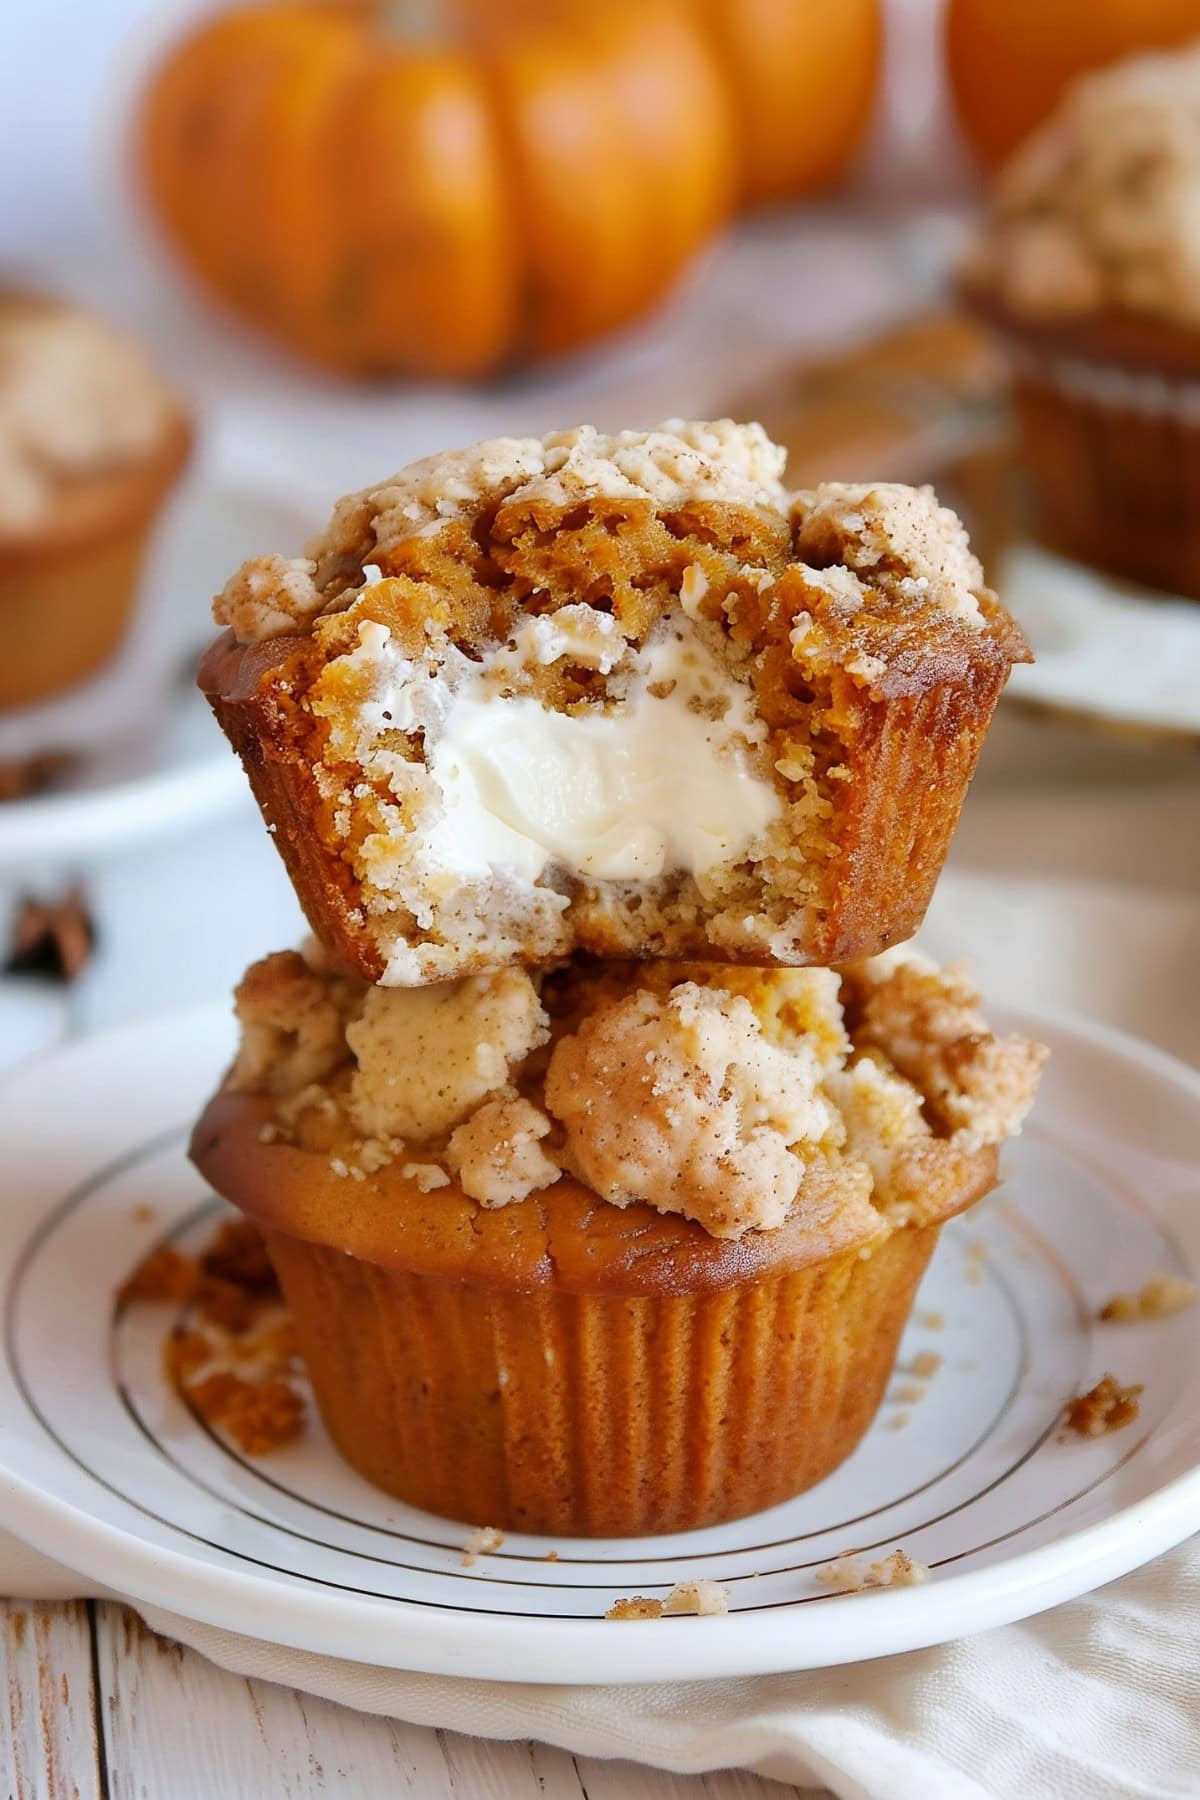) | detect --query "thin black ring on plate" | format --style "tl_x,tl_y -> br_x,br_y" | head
119,1145 -> 1053,1581
5,1127 -> 1141,1620
27,1125 -> 1044,1577
144,1201 -> 1039,1571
